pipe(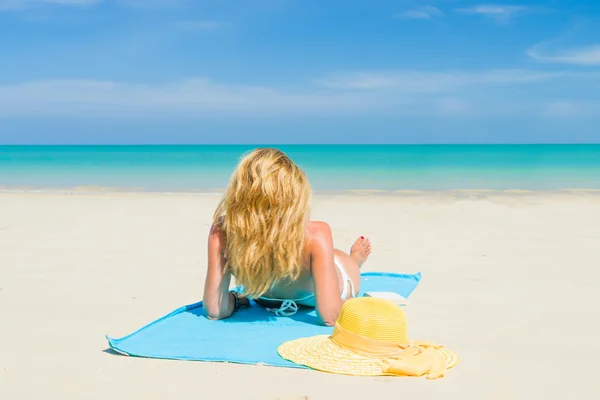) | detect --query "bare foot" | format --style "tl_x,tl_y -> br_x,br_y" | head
350,236 -> 371,267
